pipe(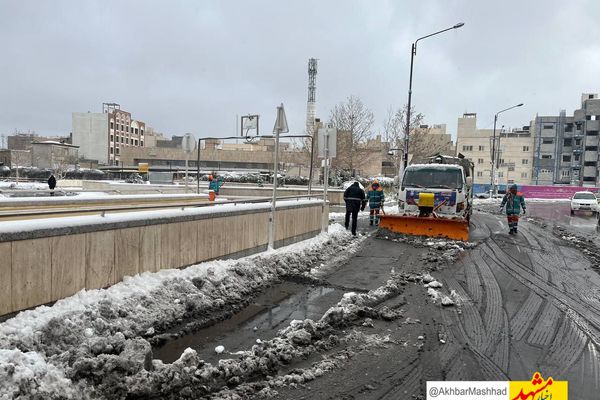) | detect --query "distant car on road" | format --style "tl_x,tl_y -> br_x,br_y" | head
570,191 -> 599,215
